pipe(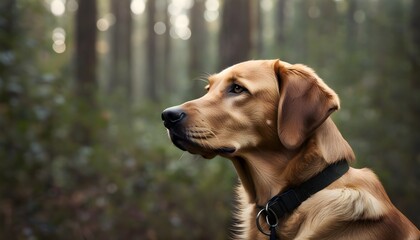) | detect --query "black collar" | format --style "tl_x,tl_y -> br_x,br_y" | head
256,160 -> 349,239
